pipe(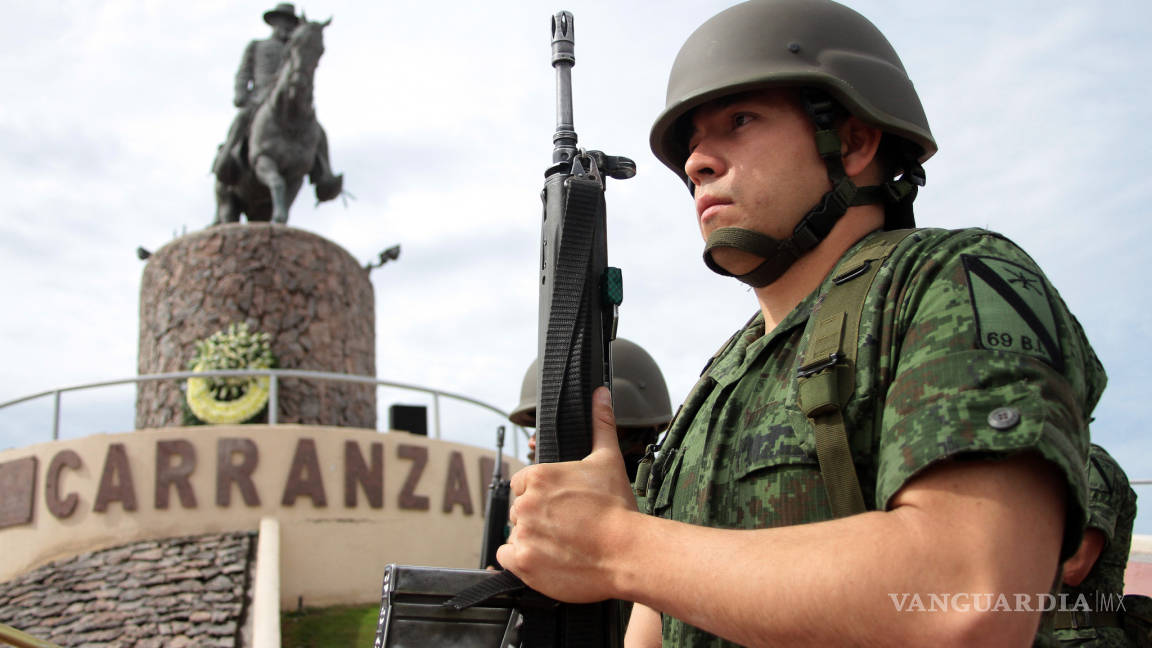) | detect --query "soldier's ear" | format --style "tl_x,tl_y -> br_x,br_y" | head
839,116 -> 883,180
